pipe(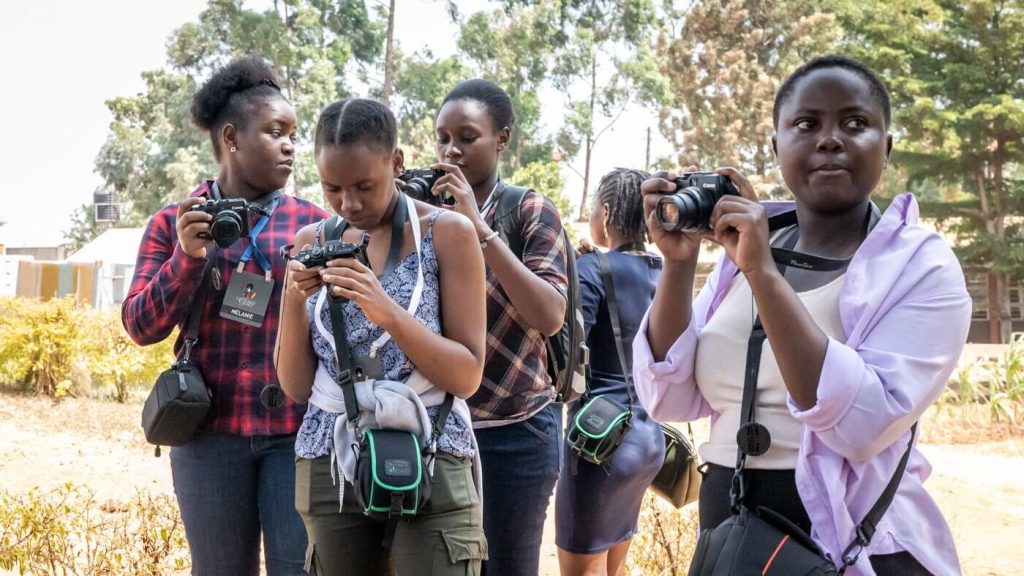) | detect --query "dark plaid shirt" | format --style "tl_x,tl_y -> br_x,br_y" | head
122,181 -> 328,436
470,188 -> 569,427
